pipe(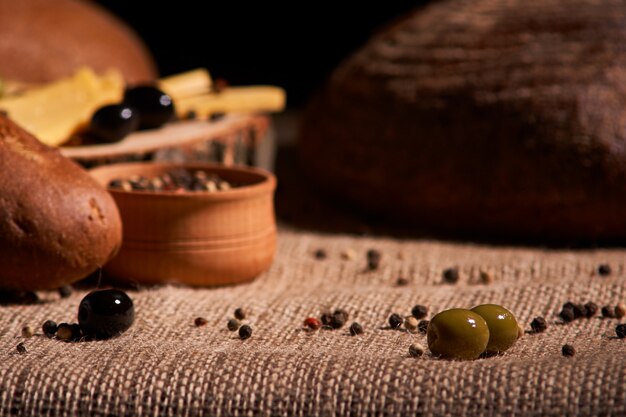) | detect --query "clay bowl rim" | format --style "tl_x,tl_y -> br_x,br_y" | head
89,162 -> 276,200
